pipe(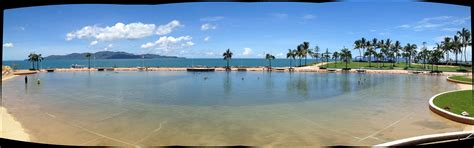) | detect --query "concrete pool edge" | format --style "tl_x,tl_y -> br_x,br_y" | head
447,76 -> 473,85
428,90 -> 474,125
373,131 -> 473,146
